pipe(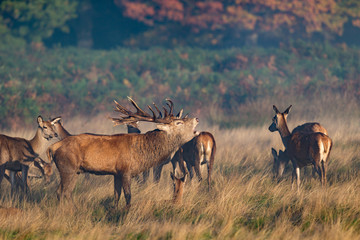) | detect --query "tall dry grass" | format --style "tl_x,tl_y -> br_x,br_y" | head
0,109 -> 360,239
